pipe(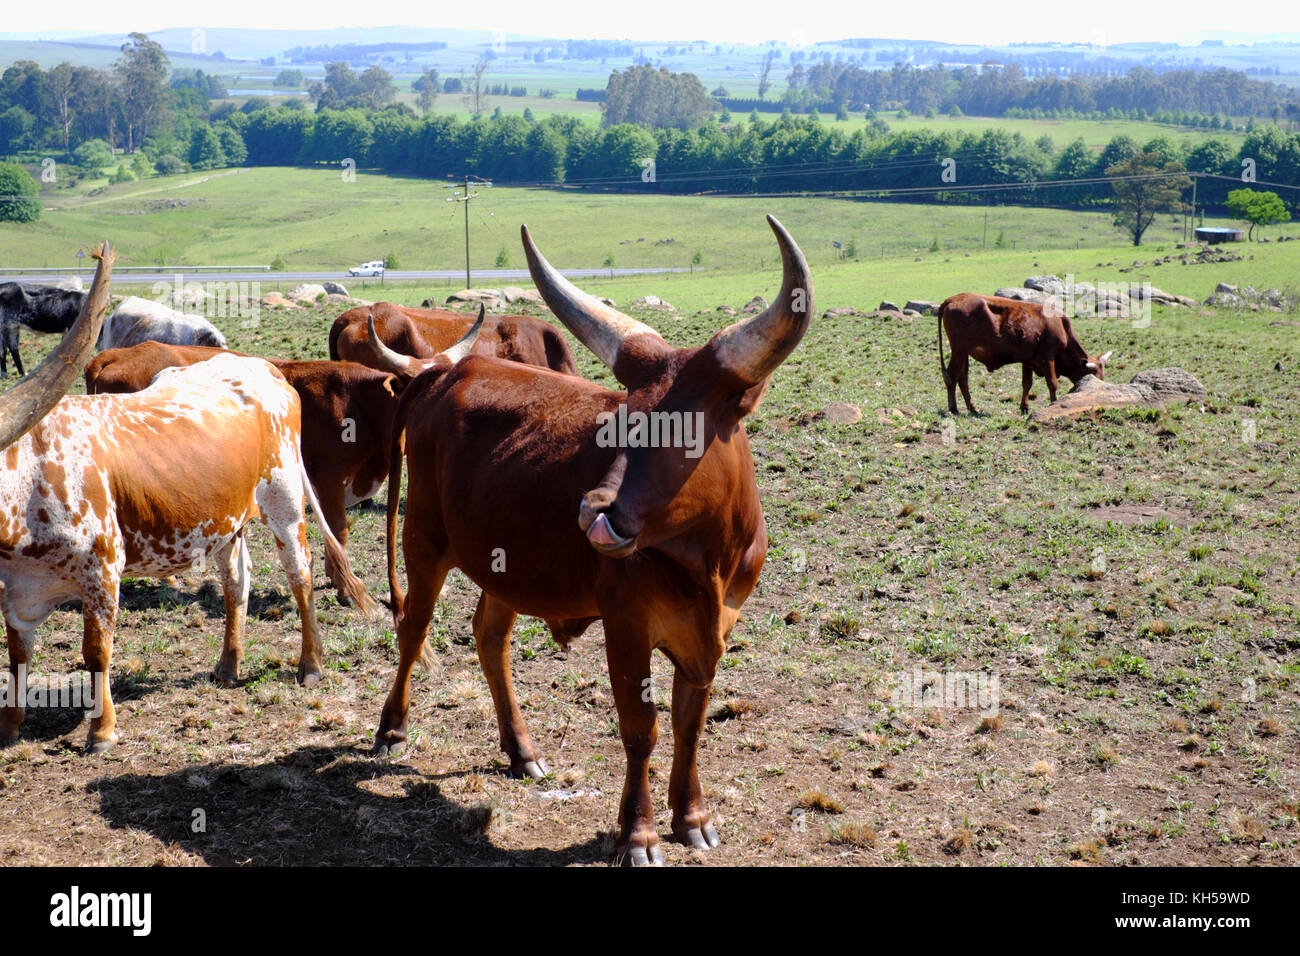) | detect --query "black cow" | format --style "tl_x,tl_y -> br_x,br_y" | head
0,283 -> 88,378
